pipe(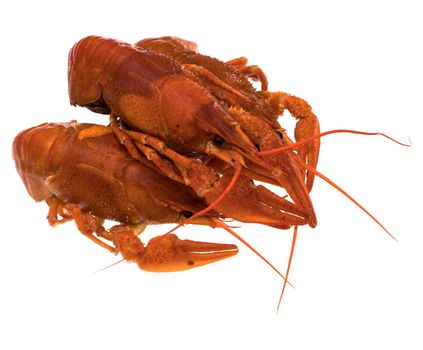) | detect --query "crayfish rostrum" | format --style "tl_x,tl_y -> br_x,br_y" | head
13,35 -> 402,303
